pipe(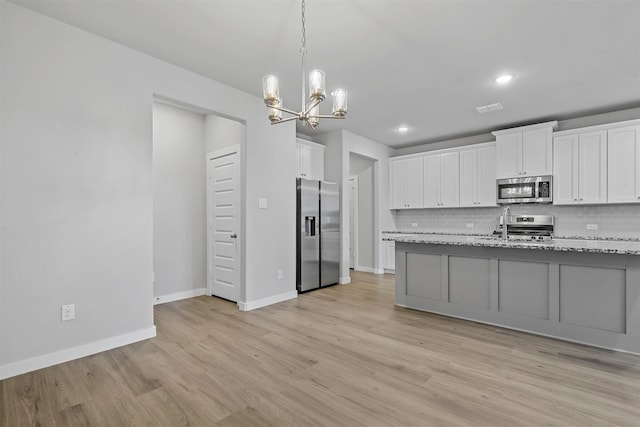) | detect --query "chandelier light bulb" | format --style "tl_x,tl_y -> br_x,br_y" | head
332,89 -> 347,117
262,75 -> 280,105
309,69 -> 326,100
